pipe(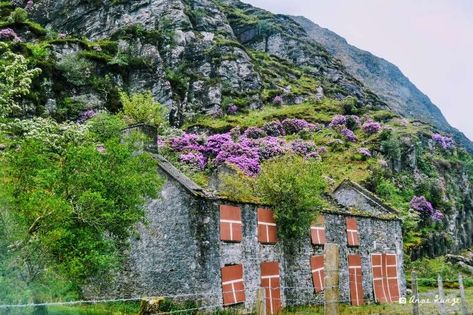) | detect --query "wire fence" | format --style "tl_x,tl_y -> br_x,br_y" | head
2,276 -> 473,314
